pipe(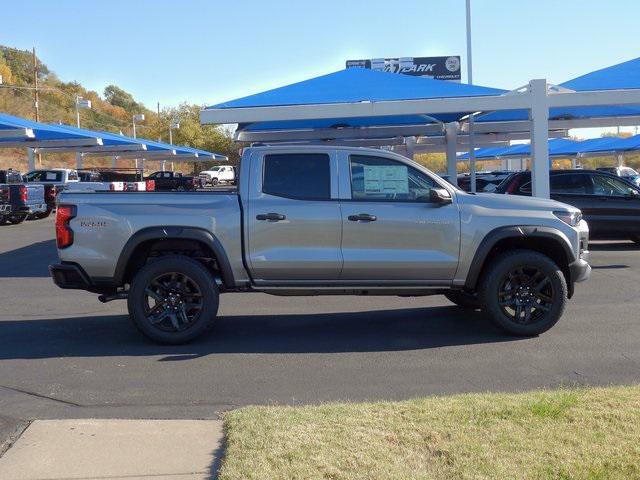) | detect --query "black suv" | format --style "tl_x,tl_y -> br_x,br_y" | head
496,169 -> 640,242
